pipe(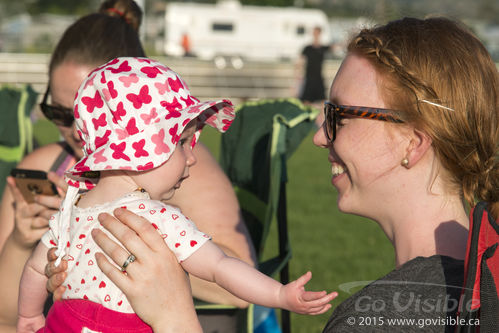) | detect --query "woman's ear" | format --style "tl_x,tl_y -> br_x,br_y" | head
404,129 -> 432,168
